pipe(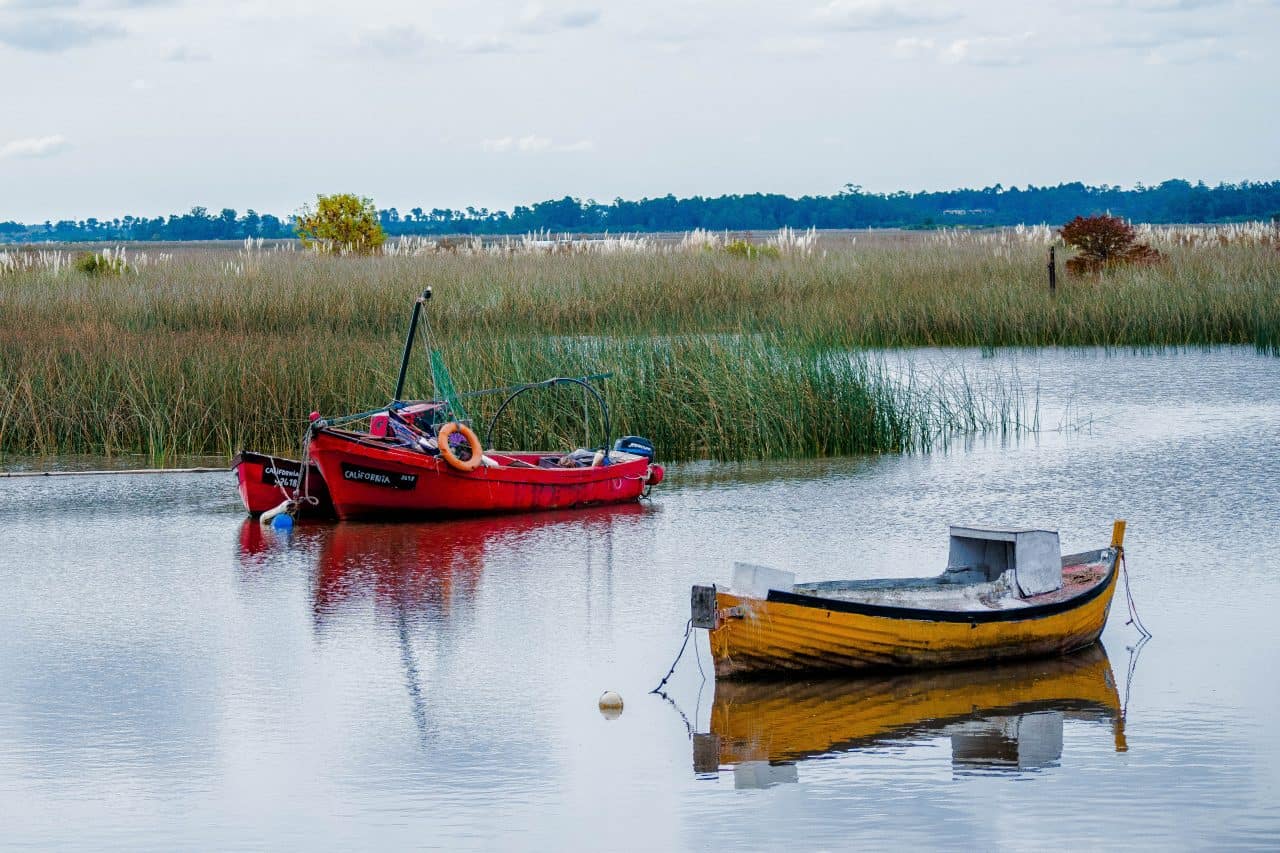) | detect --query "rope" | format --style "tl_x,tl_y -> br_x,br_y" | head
1122,633 -> 1151,722
650,618 -> 694,694
692,621 -> 706,681
652,618 -> 709,738
653,687 -> 696,738
295,429 -> 319,508
259,450 -> 300,503
1120,551 -> 1153,639
325,408 -> 386,427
